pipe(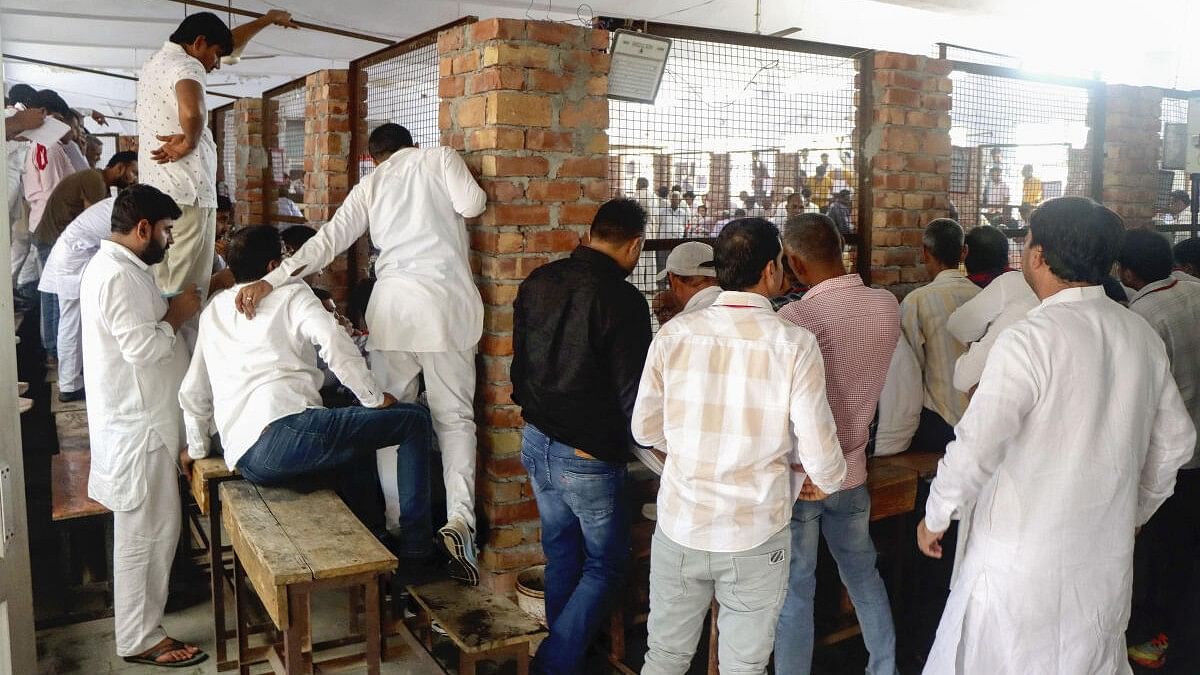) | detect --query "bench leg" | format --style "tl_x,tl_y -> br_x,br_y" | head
515,643 -> 531,675
210,479 -> 231,670
364,578 -> 382,675
458,651 -> 478,675
283,586 -> 311,675
233,556 -> 251,675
